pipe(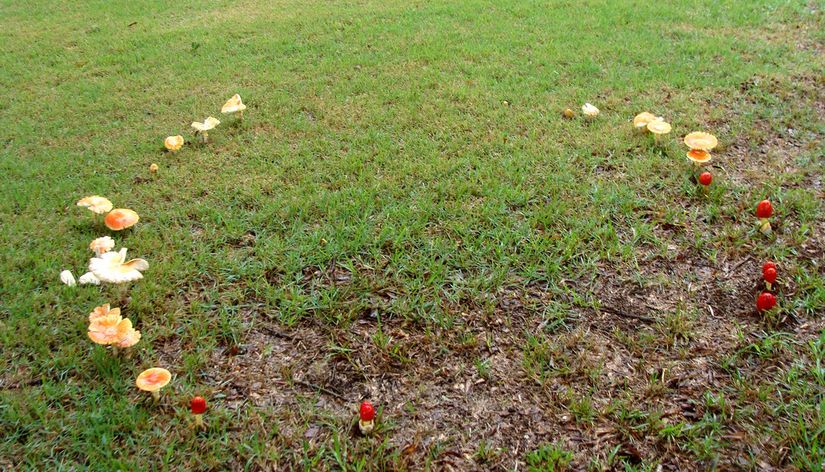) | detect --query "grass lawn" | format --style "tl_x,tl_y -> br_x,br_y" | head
1,0 -> 824,469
